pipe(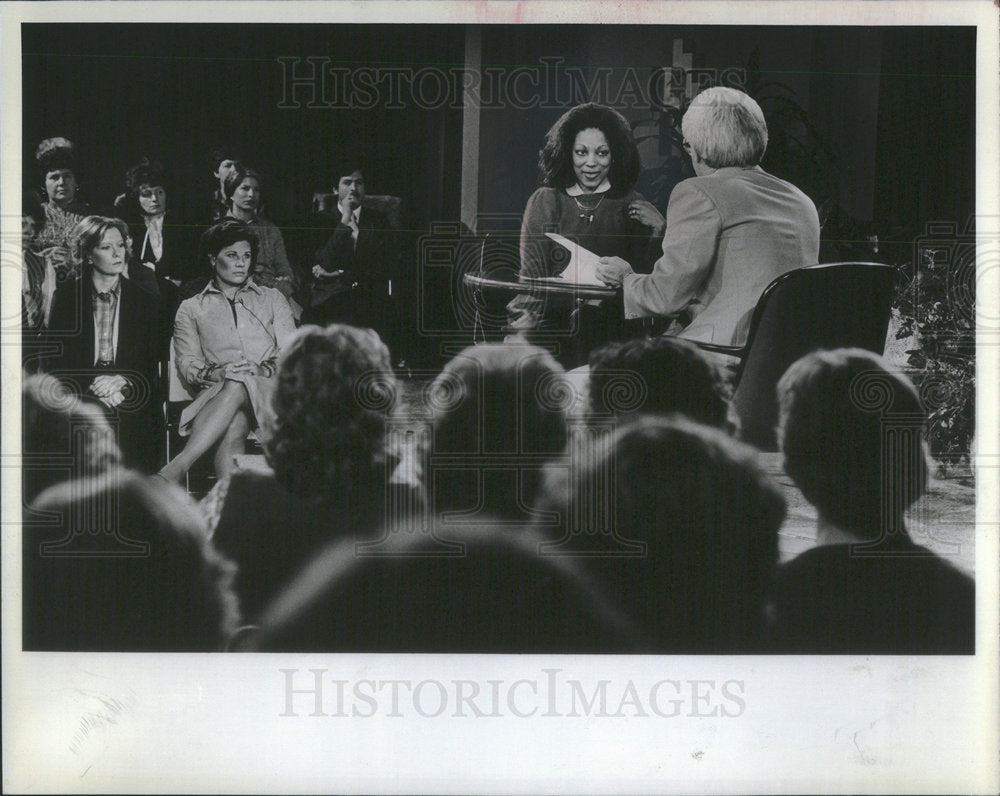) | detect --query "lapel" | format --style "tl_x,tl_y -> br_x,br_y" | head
114,278 -> 136,367
356,208 -> 373,251
77,277 -> 97,367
